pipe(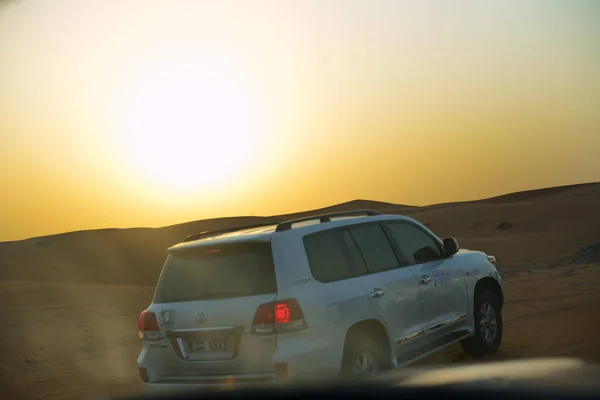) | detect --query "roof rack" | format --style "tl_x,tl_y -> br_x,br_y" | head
181,210 -> 384,242
275,209 -> 383,232
183,221 -> 280,243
